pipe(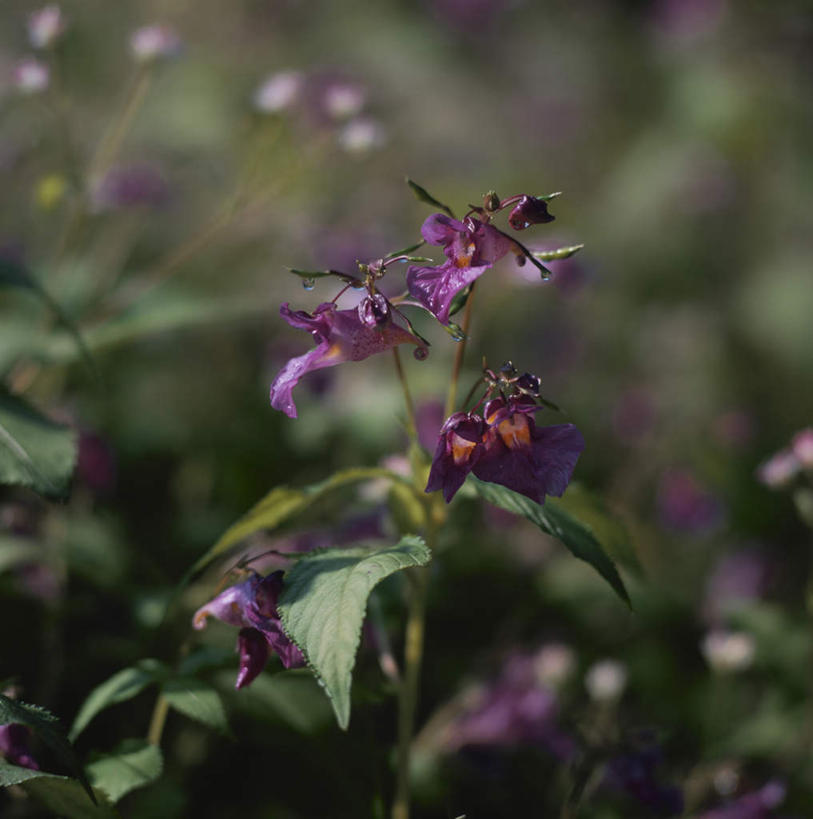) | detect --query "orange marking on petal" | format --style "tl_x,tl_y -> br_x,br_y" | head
451,433 -> 477,465
497,414 -> 531,449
